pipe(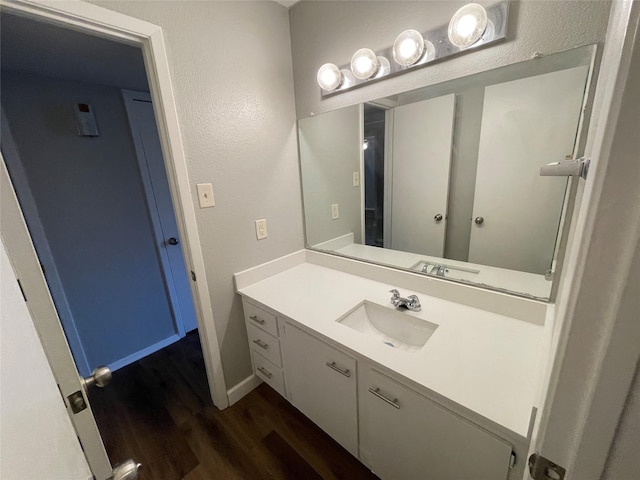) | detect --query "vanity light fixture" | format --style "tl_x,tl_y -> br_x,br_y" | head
447,3 -> 489,49
317,1 -> 508,97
